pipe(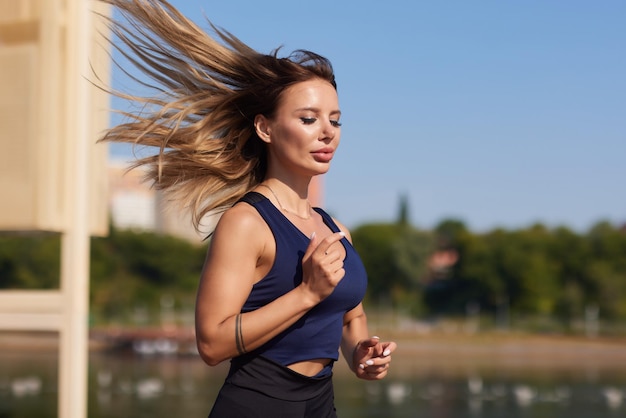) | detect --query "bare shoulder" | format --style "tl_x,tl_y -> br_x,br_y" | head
200,200 -> 270,290
211,200 -> 269,248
